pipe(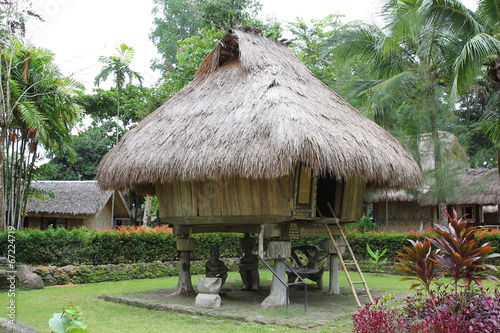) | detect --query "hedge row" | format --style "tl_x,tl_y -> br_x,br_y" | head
2,227 -> 500,266
0,227 -> 247,266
